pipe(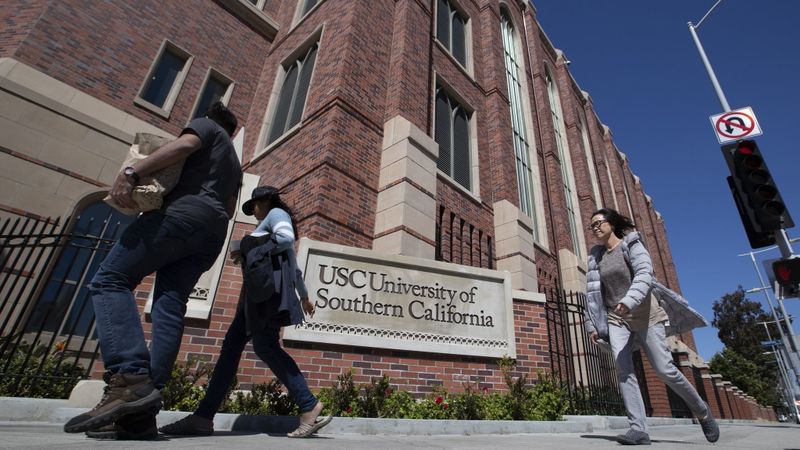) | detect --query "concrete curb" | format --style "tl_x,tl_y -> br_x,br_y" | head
0,397 -> 765,436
